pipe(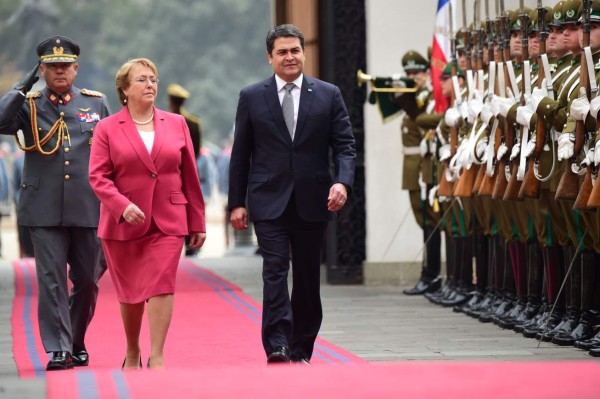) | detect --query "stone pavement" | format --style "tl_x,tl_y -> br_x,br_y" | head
0,202 -> 596,397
